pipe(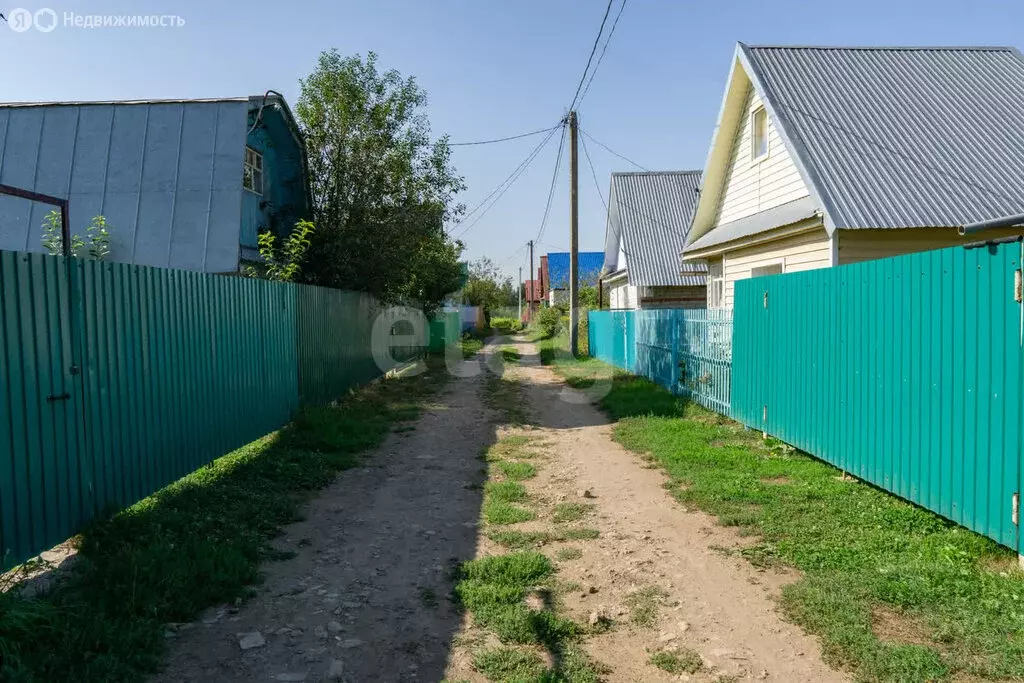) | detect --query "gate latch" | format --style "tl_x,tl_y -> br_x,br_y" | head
1013,492 -> 1019,526
1015,270 -> 1022,303
46,392 -> 71,402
